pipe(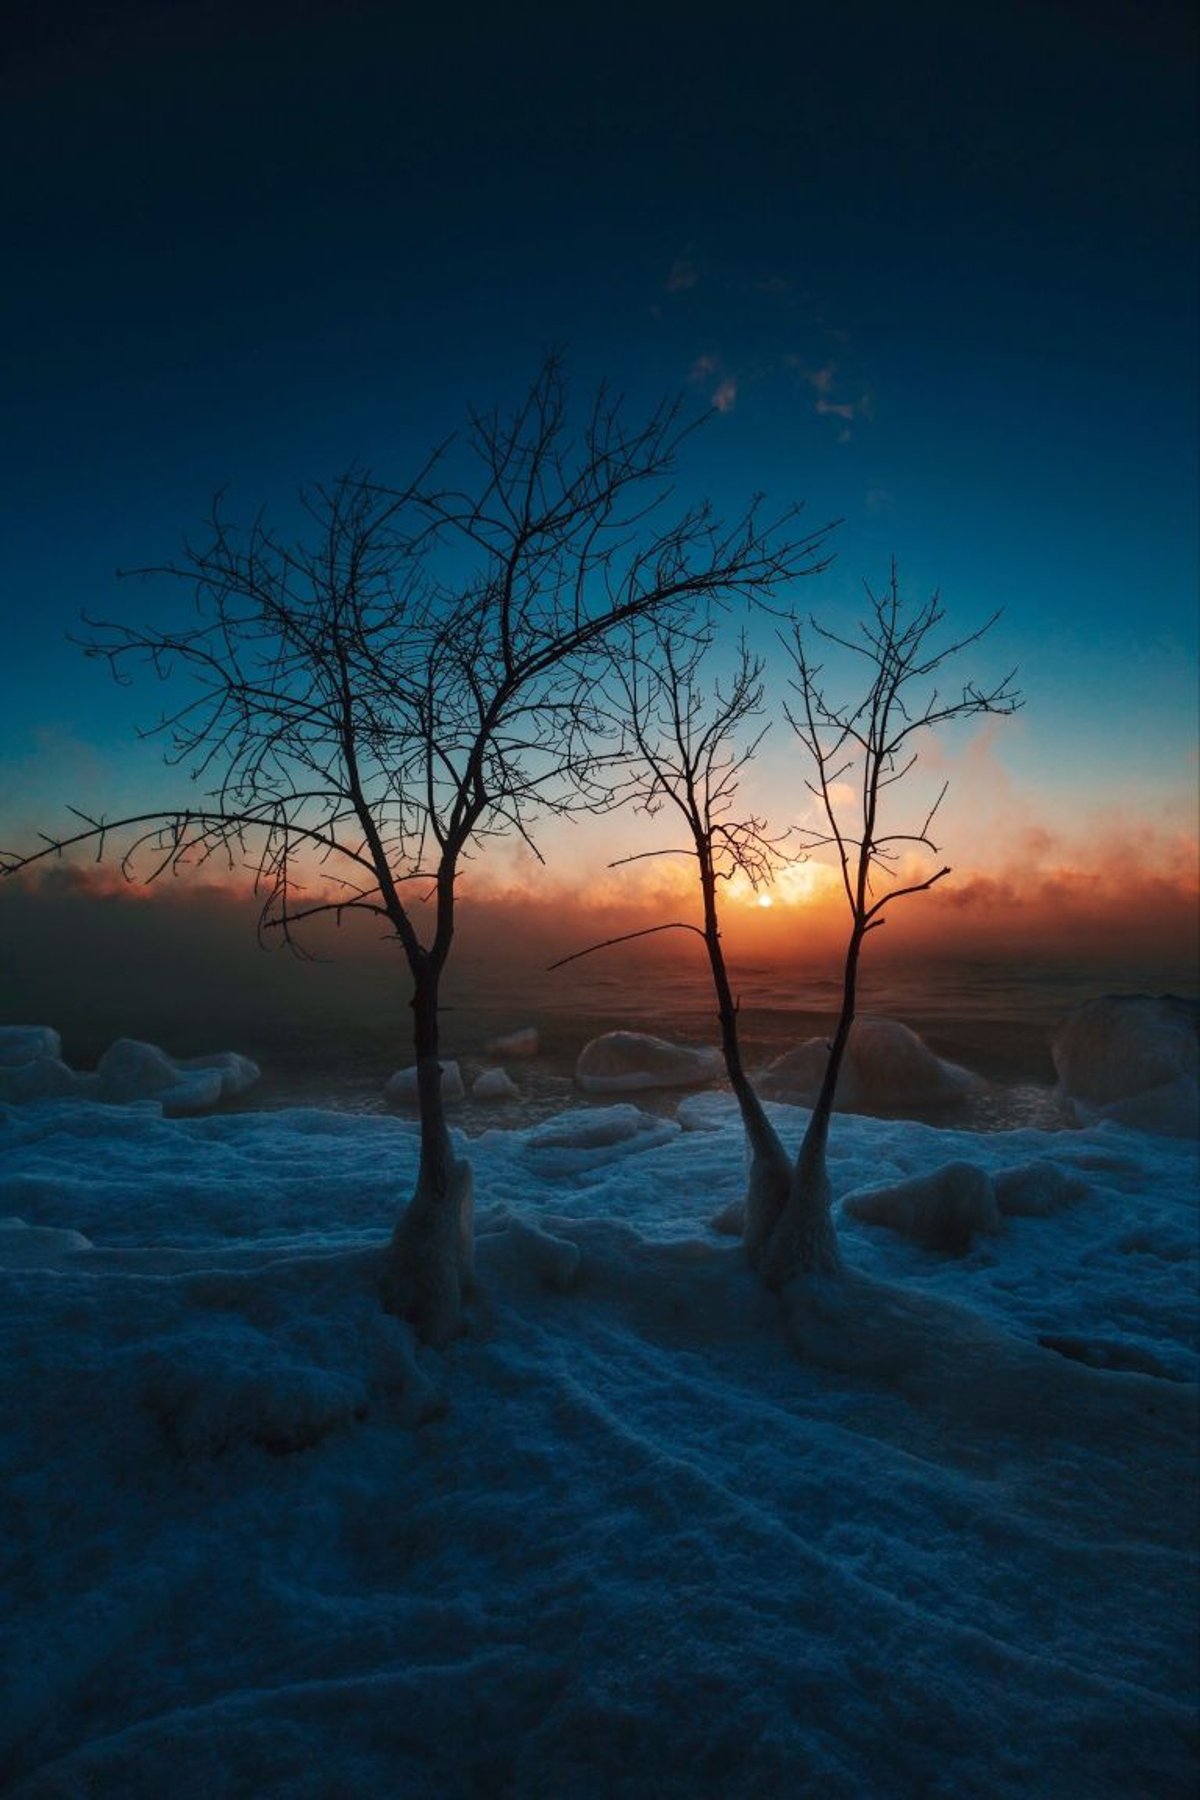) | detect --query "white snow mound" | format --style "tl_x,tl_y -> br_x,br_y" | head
1052,994 -> 1199,1136
843,1160 -> 1002,1253
575,1030 -> 722,1093
761,1017 -> 976,1112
